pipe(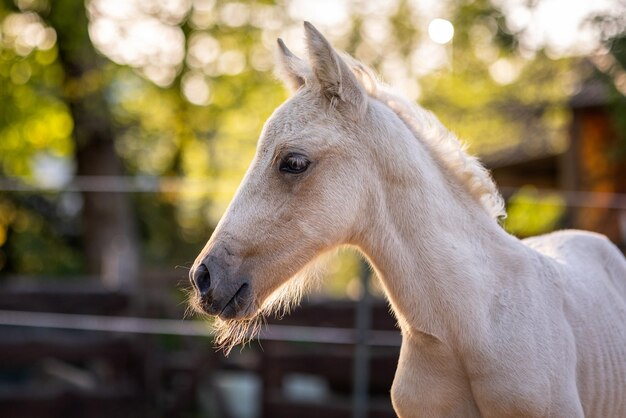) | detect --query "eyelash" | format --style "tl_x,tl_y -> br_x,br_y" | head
279,153 -> 311,174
